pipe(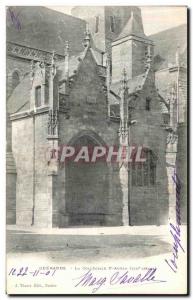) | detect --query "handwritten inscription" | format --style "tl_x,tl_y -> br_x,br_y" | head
8,7 -> 21,30
165,170 -> 185,273
8,267 -> 56,277
73,268 -> 166,293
